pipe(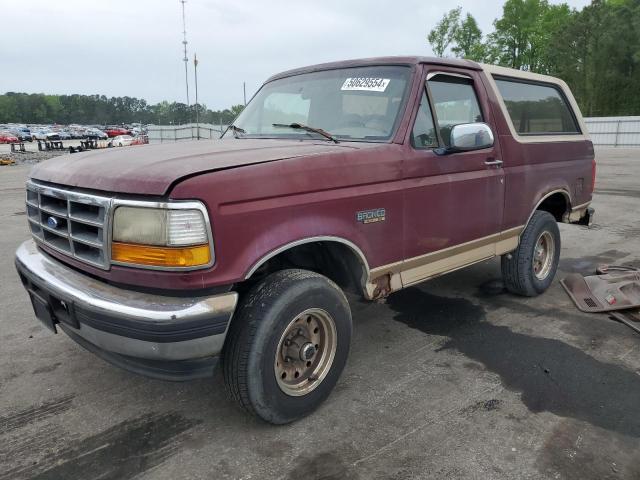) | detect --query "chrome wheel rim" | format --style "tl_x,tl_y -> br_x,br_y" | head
533,231 -> 555,280
274,308 -> 337,397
